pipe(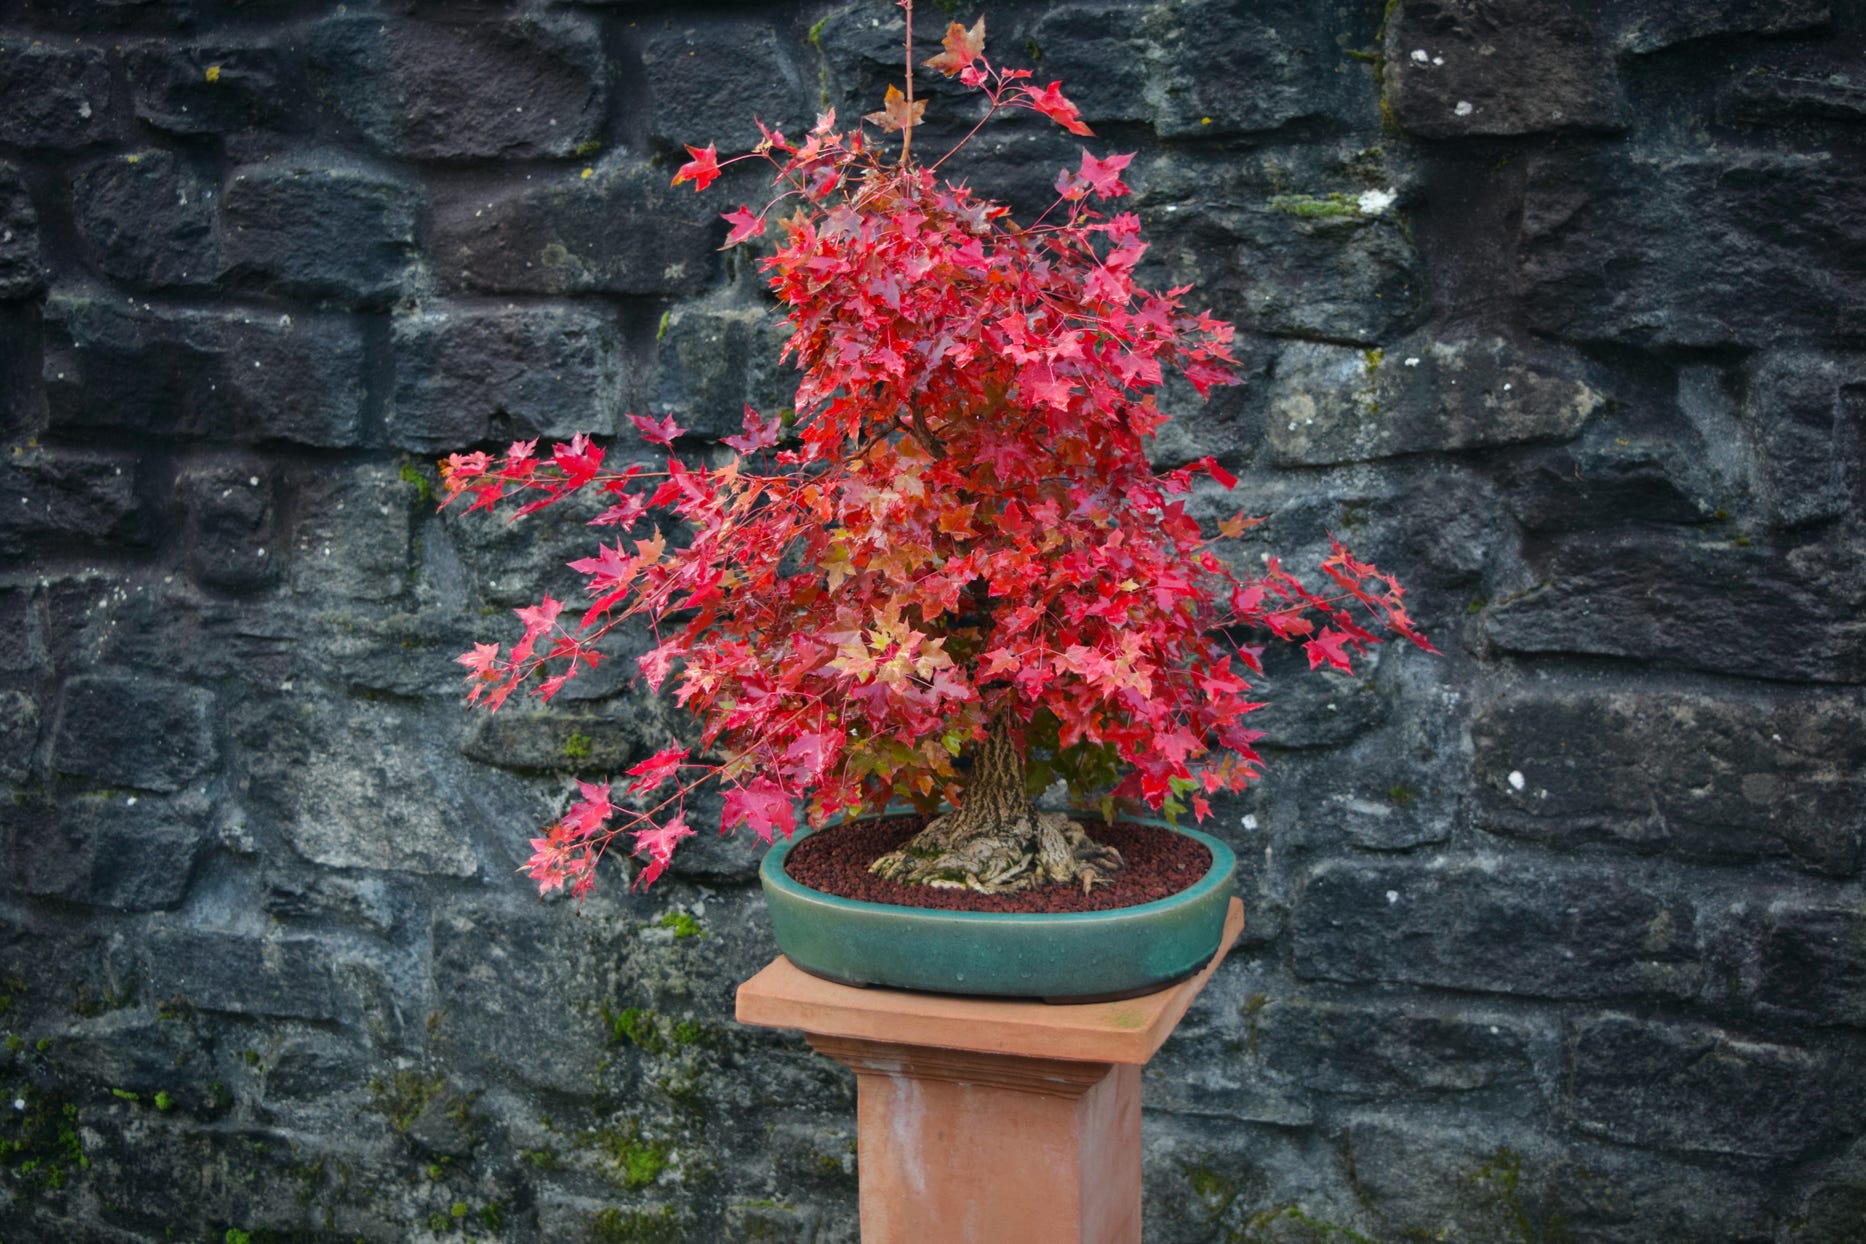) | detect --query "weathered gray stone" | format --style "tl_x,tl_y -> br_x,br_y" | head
143,928 -> 339,1019
1267,338 -> 1602,466
1292,856 -> 1702,1000
288,464 -> 414,603
1499,423 -> 1722,531
430,159 -> 719,296
220,164 -> 421,309
1744,901 -> 1866,1027
1614,0 -> 1831,53
44,296 -> 368,447
0,161 -> 44,300
311,15 -> 607,161
388,306 -> 625,451
1254,999 -> 1539,1098
1346,1117 -> 1775,1244
177,465 -> 278,595
1472,684 -> 1866,875
1723,47 -> 1866,127
644,20 -> 808,149
3,788 -> 209,910
1743,350 -> 1864,528
1563,1014 -> 1866,1158
1521,149 -> 1866,346
124,38 -> 294,135
71,151 -> 218,290
1227,191 -> 1423,344
0,690 -> 40,782
233,696 -> 479,877
458,706 -> 661,775
651,301 -> 797,440
1383,0 -> 1627,138
1481,529 -> 1866,683
50,673 -> 217,794
0,446 -> 149,560
429,904 -> 630,1093
0,38 -> 121,149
